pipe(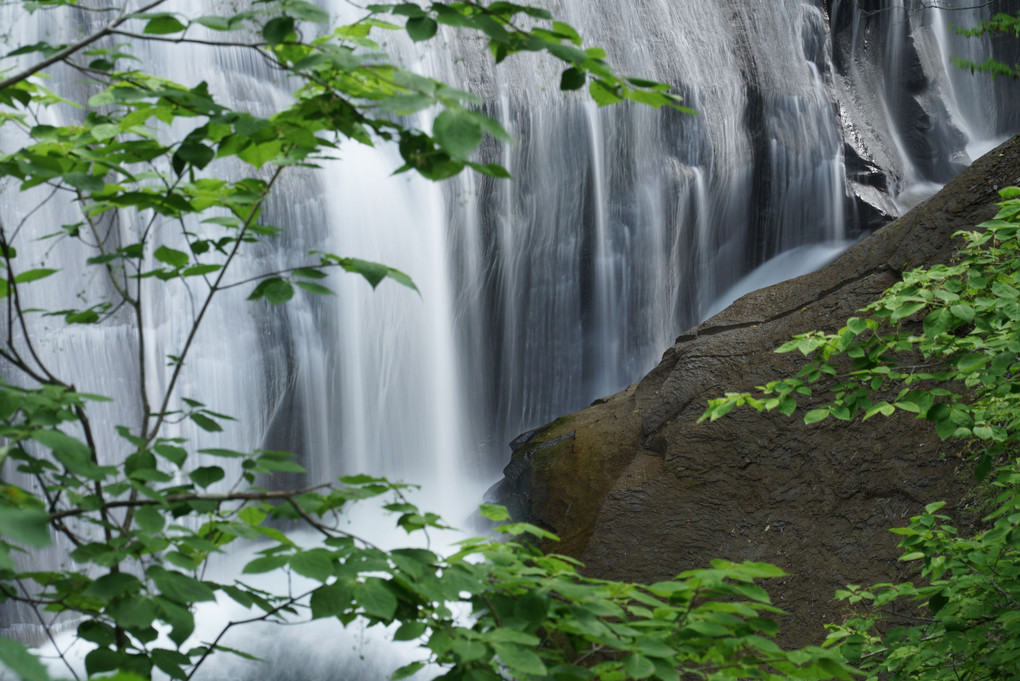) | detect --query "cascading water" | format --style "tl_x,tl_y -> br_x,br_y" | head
438,0 -> 1020,458
2,0 -> 1020,675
